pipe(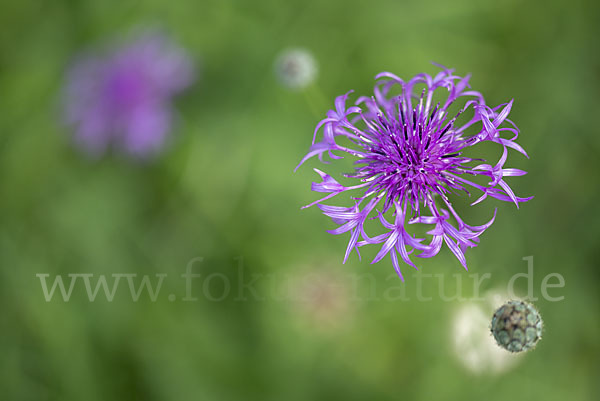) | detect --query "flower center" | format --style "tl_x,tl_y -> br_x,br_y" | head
354,103 -> 461,213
